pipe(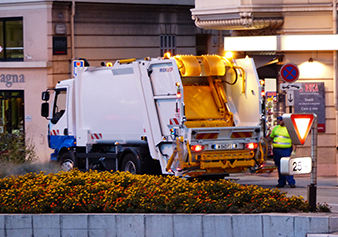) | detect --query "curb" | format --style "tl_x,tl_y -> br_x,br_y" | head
0,213 -> 338,237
